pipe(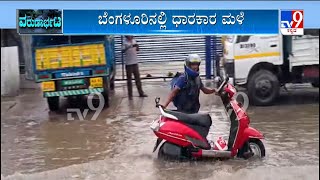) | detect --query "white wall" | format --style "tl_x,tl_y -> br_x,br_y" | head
1,46 -> 20,96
